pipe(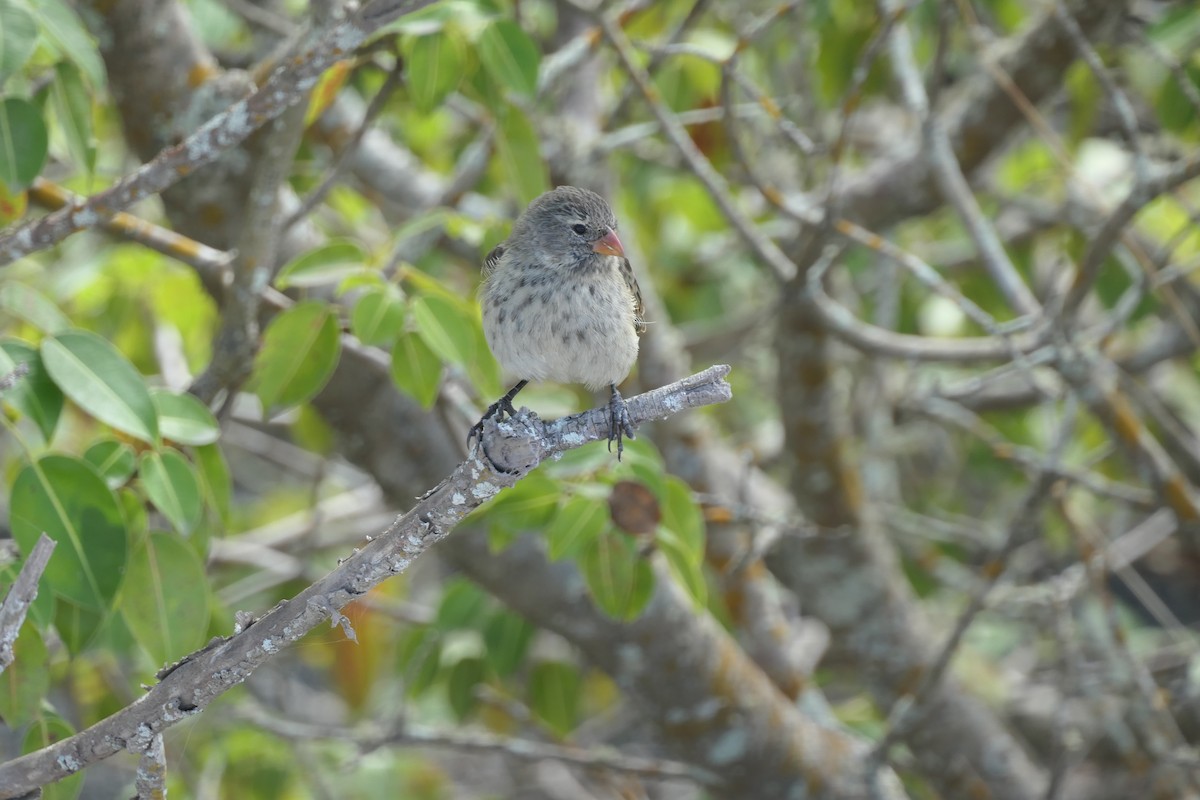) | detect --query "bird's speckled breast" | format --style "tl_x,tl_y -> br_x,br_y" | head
481,255 -> 639,390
